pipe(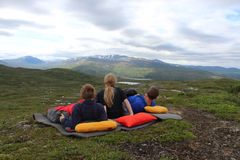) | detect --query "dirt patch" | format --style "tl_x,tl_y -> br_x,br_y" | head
121,108 -> 240,160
